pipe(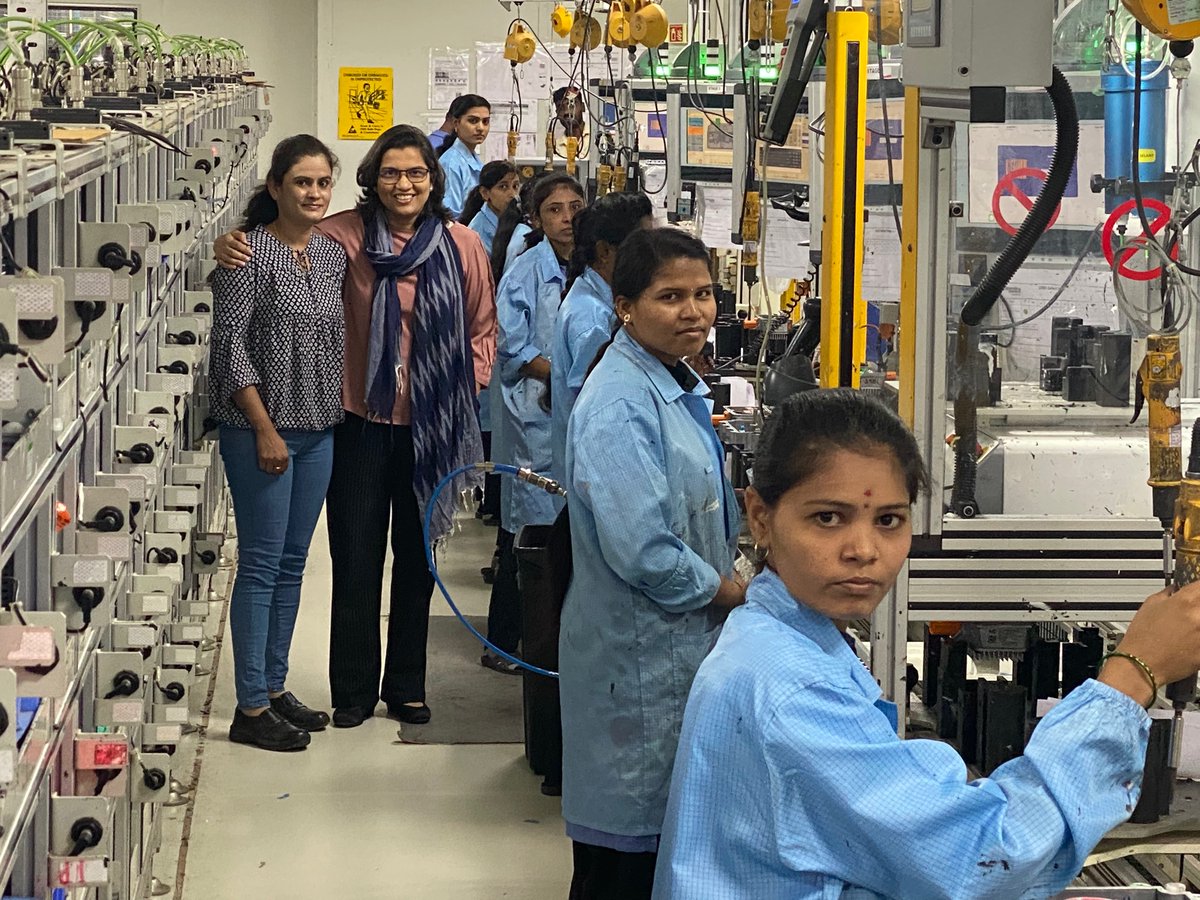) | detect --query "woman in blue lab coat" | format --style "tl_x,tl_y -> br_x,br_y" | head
437,93 -> 490,218
560,227 -> 744,900
549,190 -> 654,482
483,173 -> 586,674
460,160 -> 520,255
653,389 -> 1200,899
